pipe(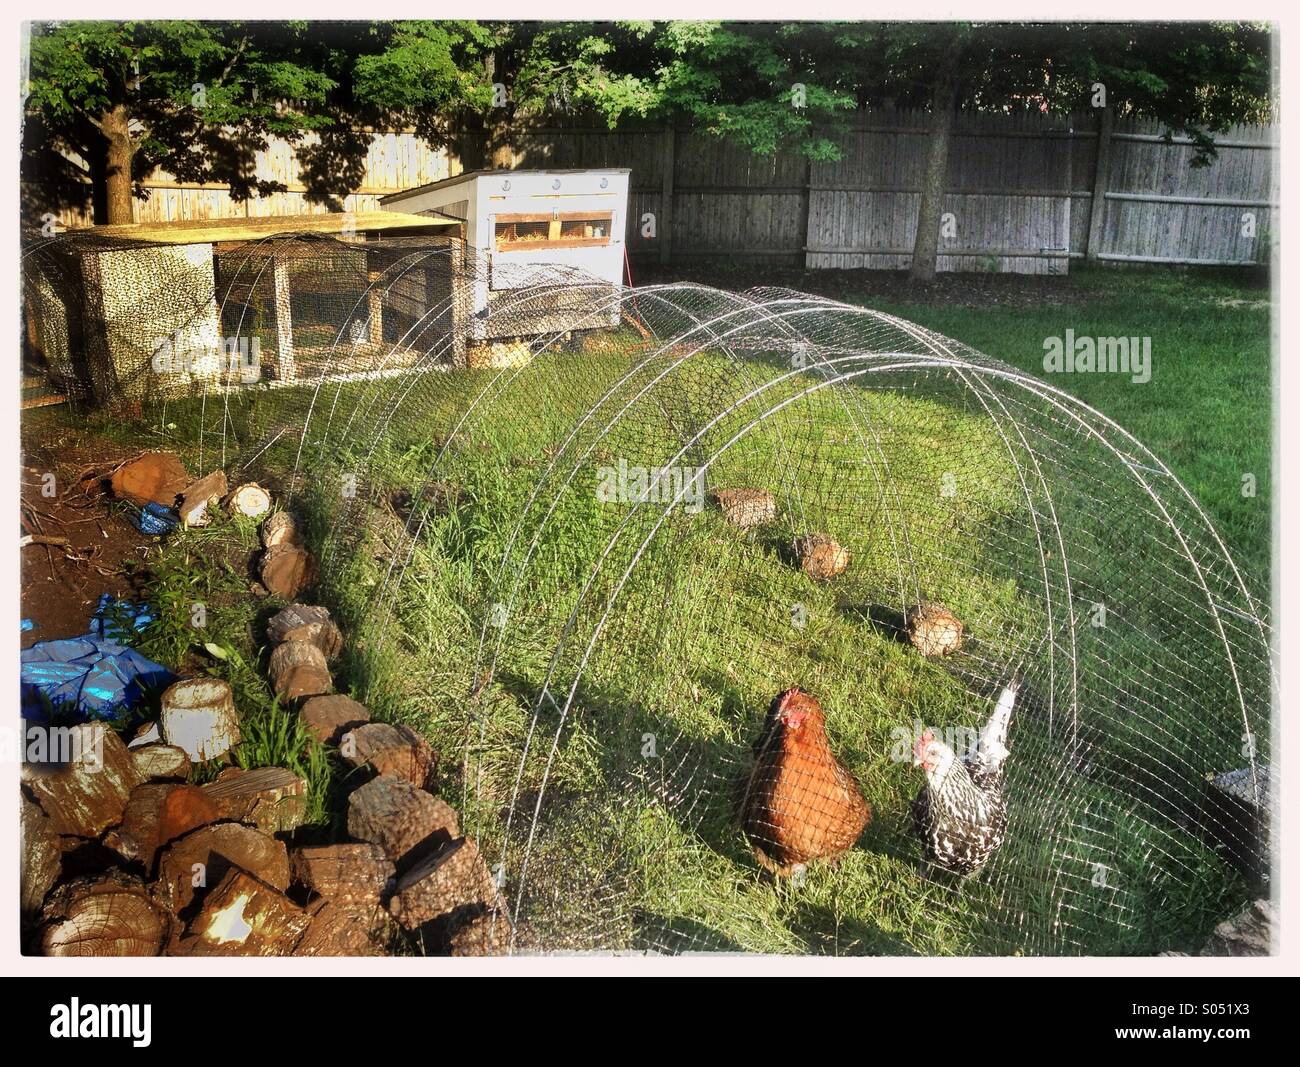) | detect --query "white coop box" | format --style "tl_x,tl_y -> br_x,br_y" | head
380,169 -> 629,348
